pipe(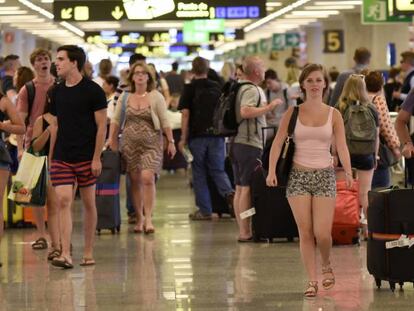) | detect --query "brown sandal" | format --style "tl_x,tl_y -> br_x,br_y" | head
322,264 -> 335,290
304,281 -> 318,298
32,237 -> 48,250
47,249 -> 61,261
79,258 -> 96,266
